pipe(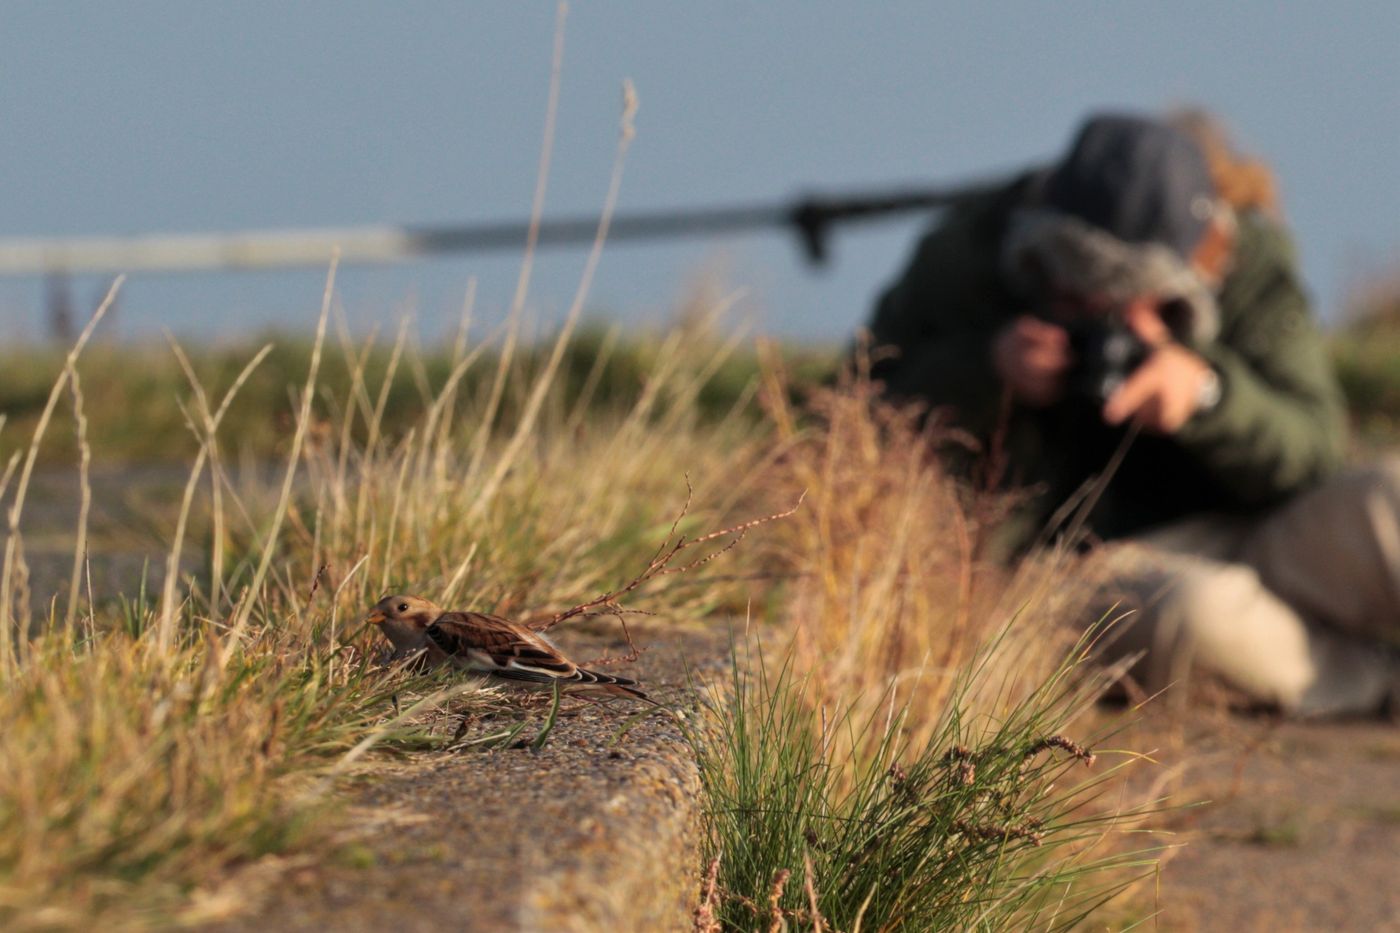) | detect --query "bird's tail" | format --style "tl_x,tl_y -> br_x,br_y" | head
575,667 -> 656,704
